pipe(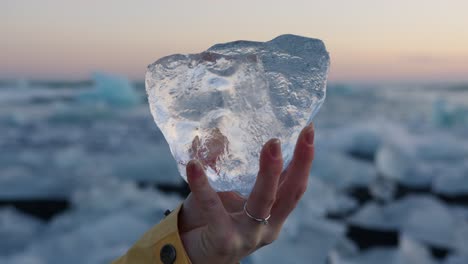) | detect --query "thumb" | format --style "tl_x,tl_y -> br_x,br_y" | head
186,160 -> 228,227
